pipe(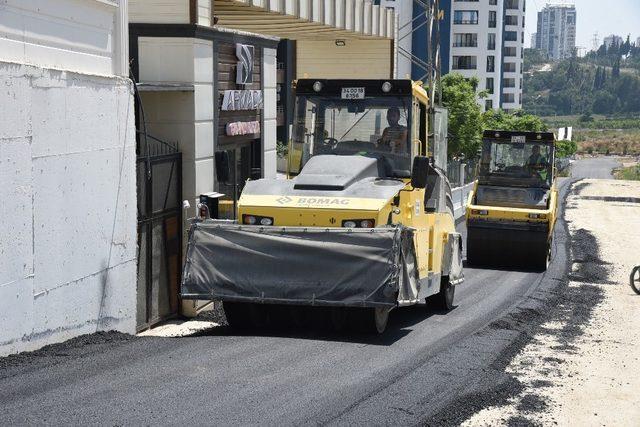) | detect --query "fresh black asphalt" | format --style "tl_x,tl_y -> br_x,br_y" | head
0,158 -> 620,425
